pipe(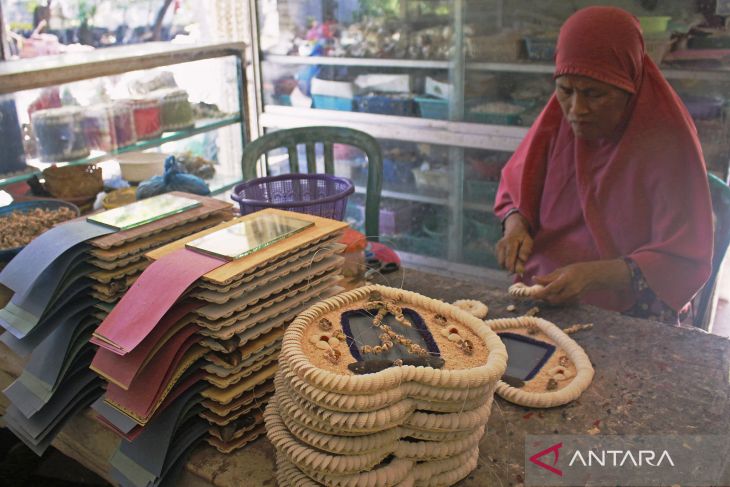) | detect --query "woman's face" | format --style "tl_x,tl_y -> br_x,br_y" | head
555,74 -> 632,140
